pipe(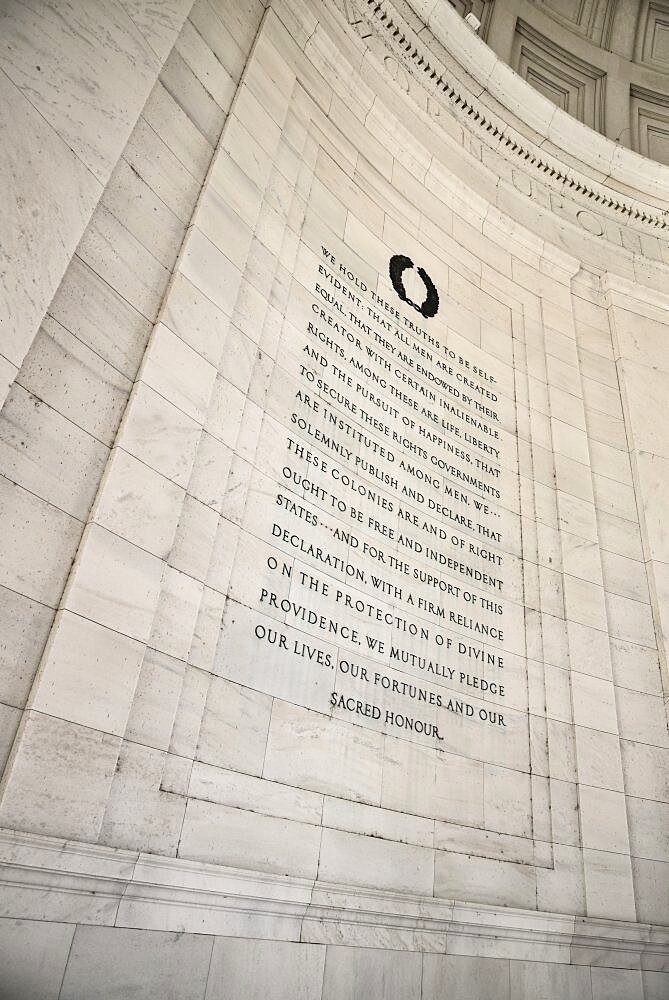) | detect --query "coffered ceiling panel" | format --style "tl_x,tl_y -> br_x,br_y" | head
533,0 -> 616,48
631,84 -> 669,164
638,1 -> 669,70
513,19 -> 606,132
